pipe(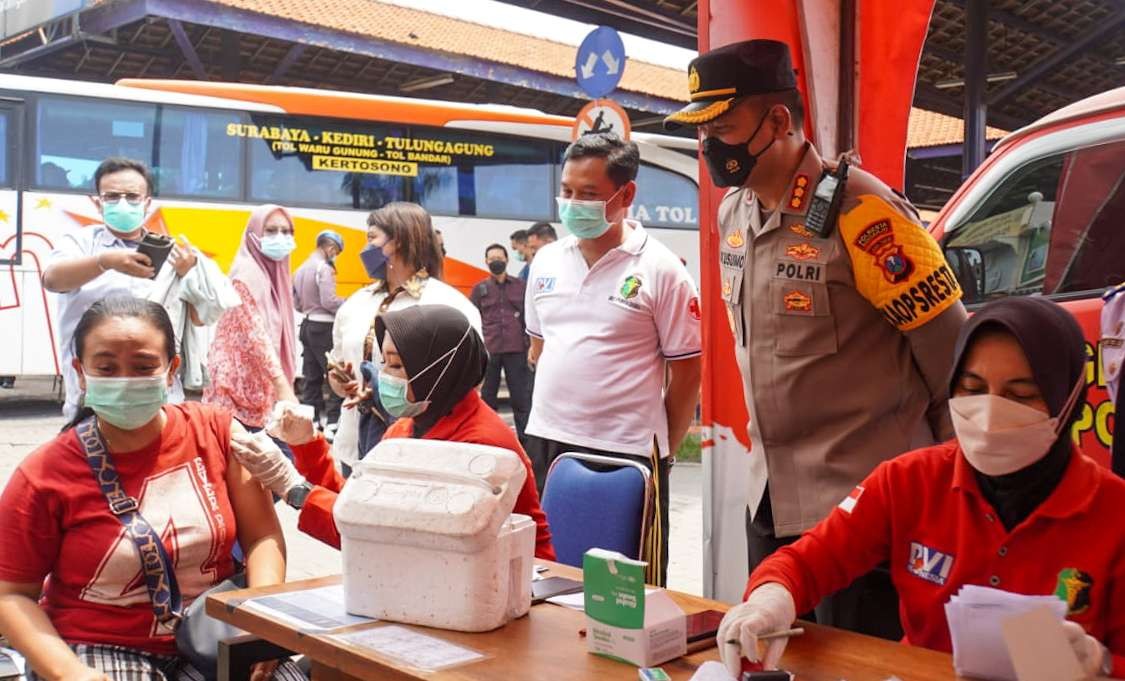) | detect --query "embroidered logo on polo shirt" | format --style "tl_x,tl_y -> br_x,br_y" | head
534,277 -> 556,294
688,296 -> 702,321
907,542 -> 955,586
837,485 -> 864,514
1055,568 -> 1094,615
620,274 -> 643,299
